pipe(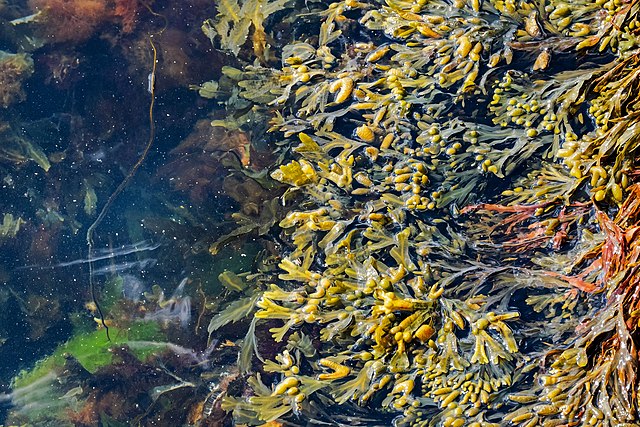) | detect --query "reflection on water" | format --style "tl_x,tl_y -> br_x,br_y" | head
1,372 -> 68,419
117,273 -> 146,302
143,276 -> 192,327
37,239 -> 158,268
